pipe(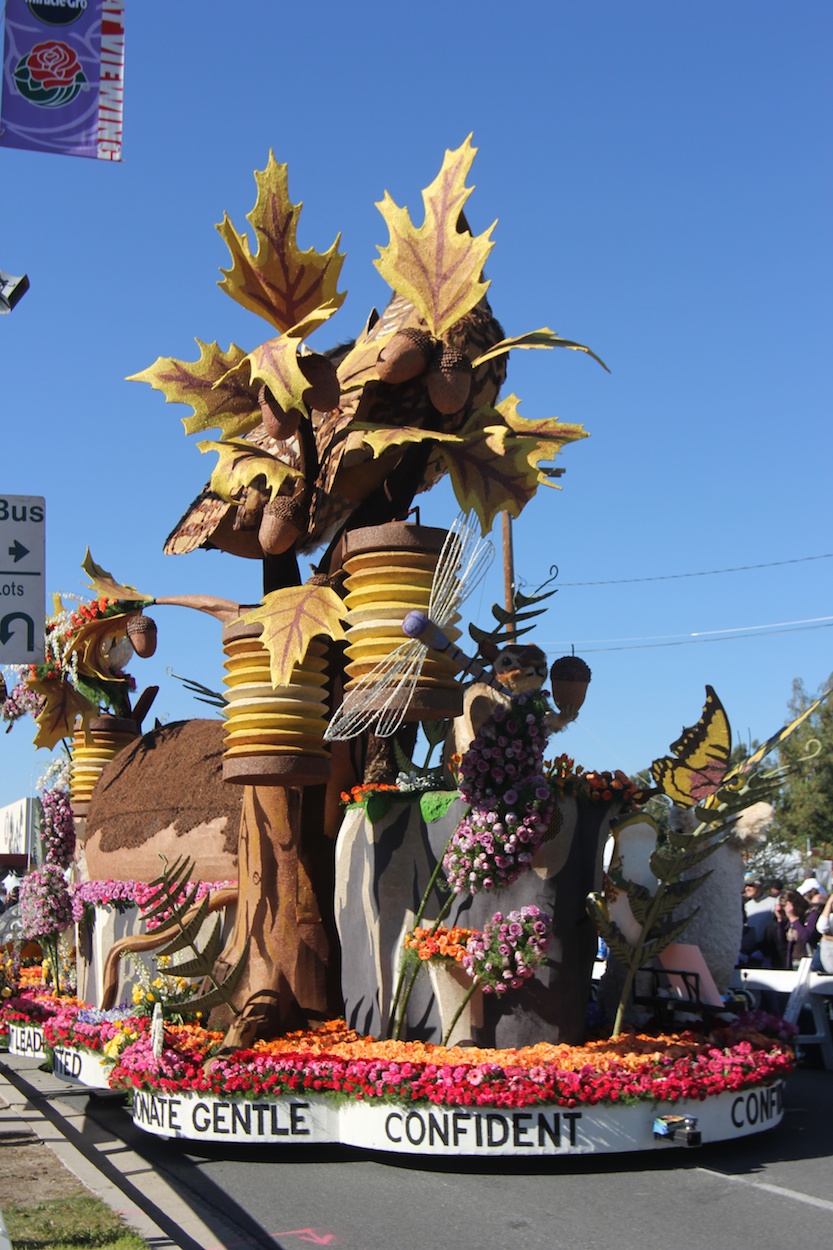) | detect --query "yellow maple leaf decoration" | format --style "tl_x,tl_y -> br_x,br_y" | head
81,550 -> 153,605
128,341 -> 259,441
374,135 -> 495,339
197,438 -> 302,504
28,677 -> 96,751
355,396 -> 586,532
239,586 -> 347,688
217,152 -> 346,333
